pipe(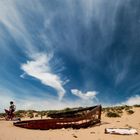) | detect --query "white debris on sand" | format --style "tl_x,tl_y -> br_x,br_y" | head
105,128 -> 138,135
